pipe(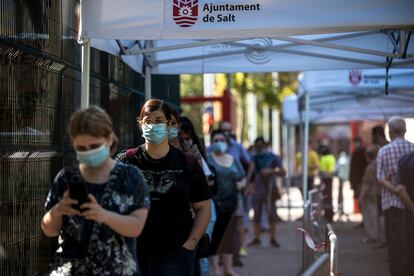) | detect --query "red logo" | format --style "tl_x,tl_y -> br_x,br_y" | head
349,69 -> 362,86
173,0 -> 198,28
